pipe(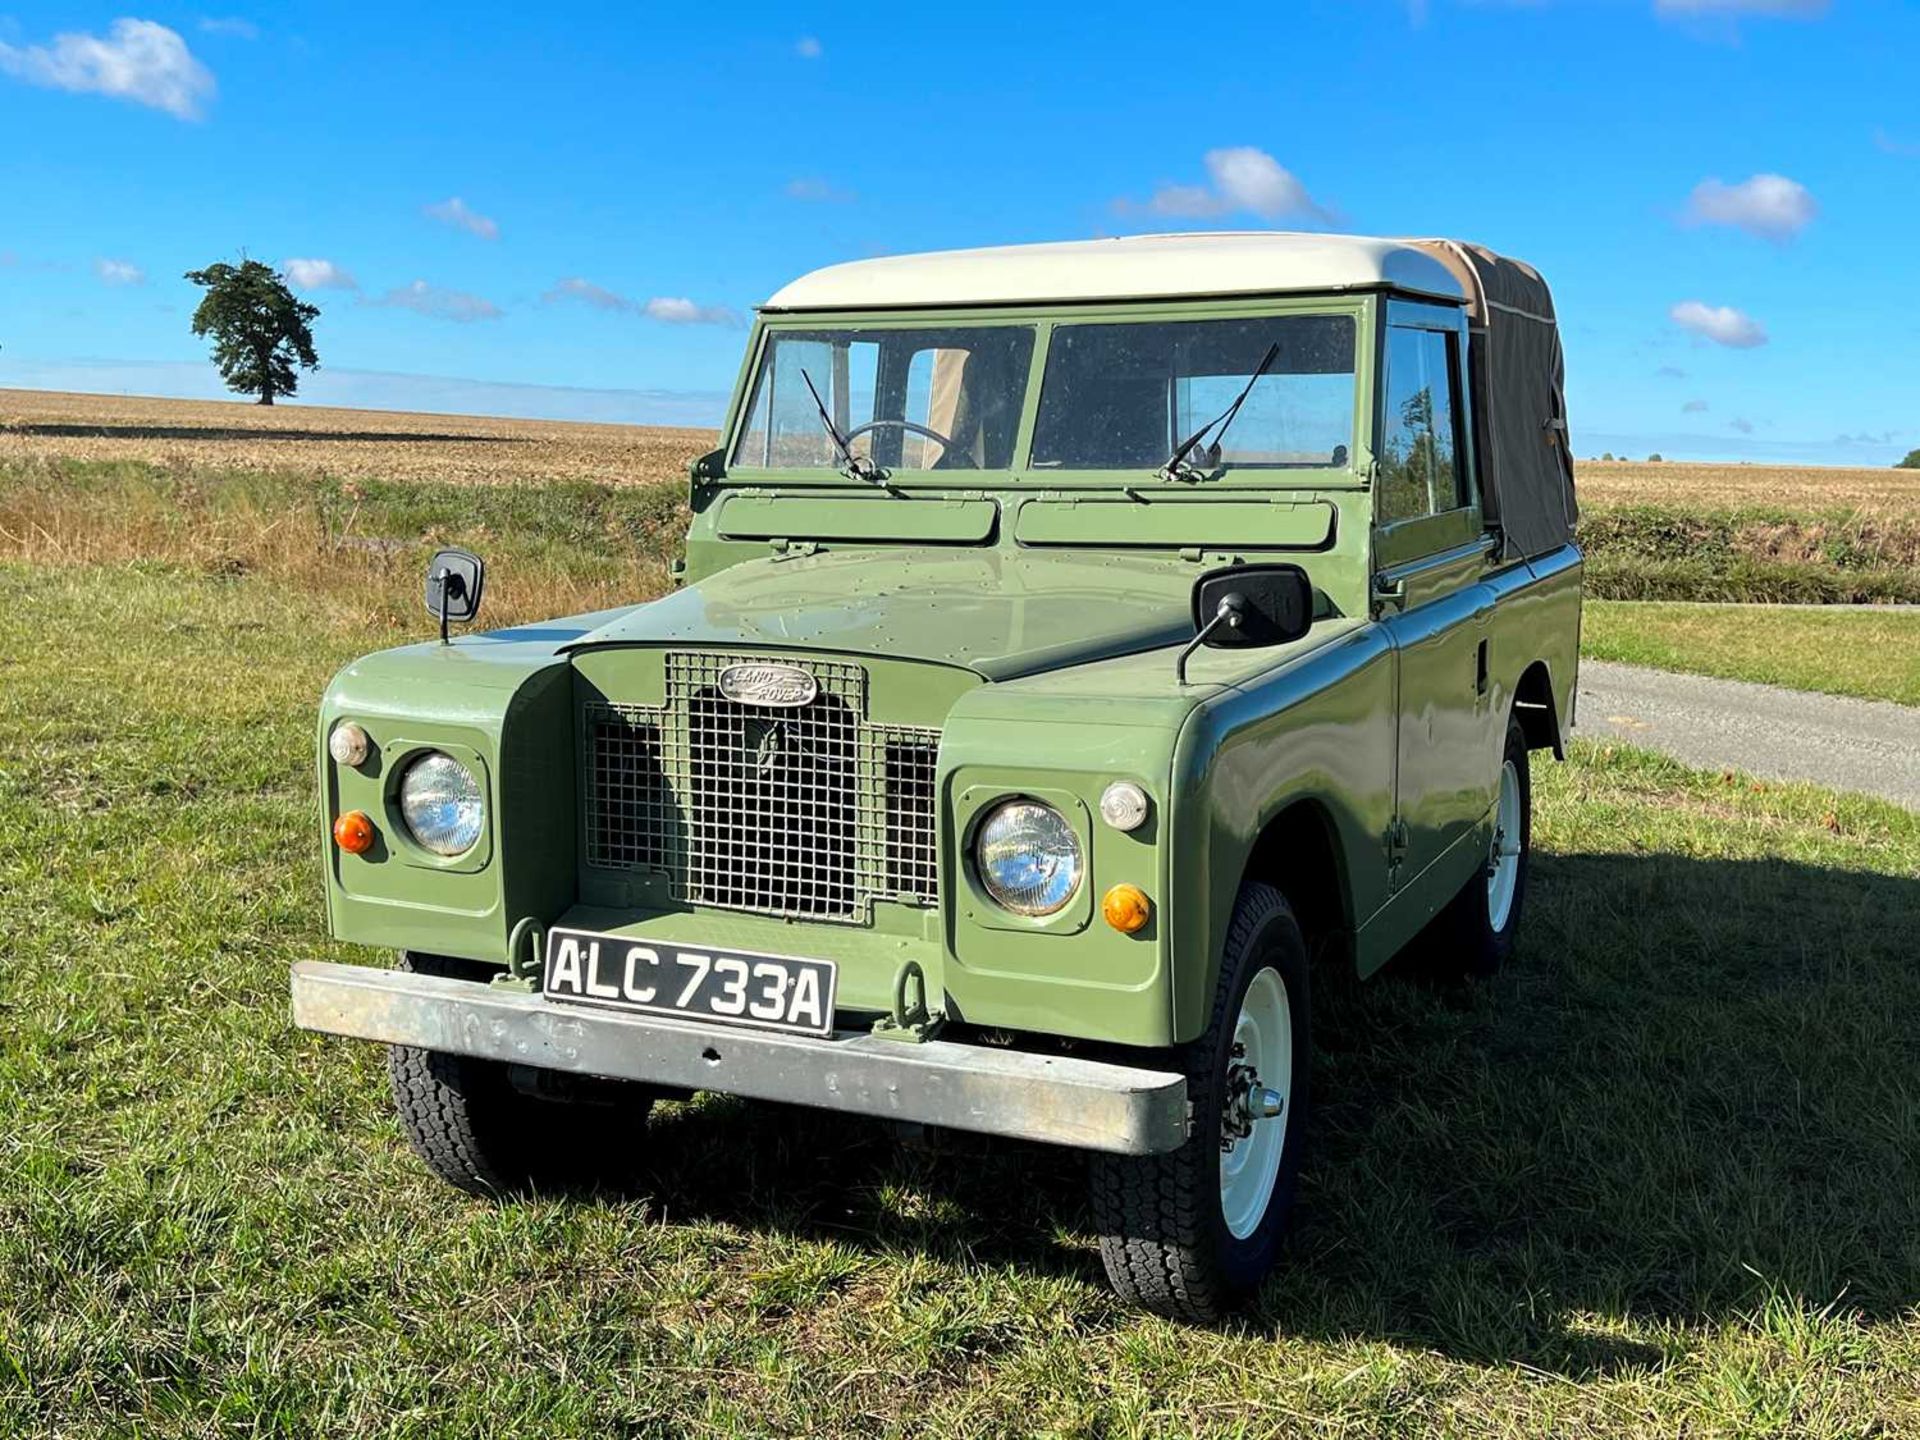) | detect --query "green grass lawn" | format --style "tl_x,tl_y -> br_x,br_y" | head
1584,601 -> 1920,707
3,561 -> 1918,1437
